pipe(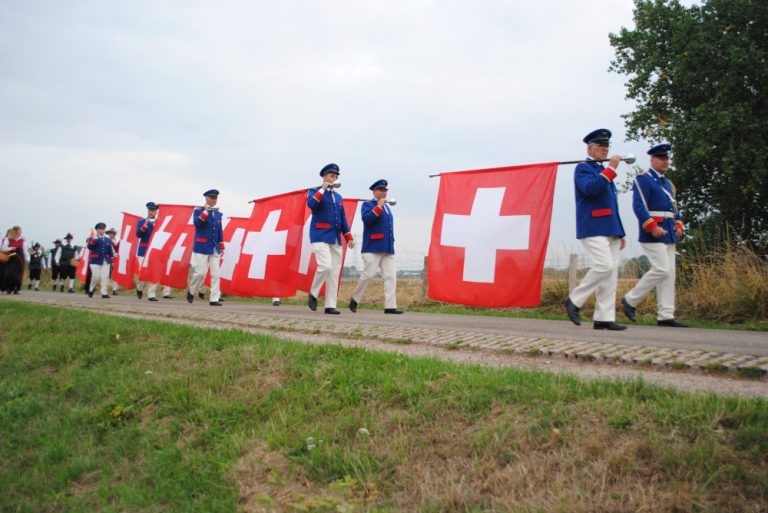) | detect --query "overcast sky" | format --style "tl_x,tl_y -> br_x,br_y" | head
1,0 -> 664,270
